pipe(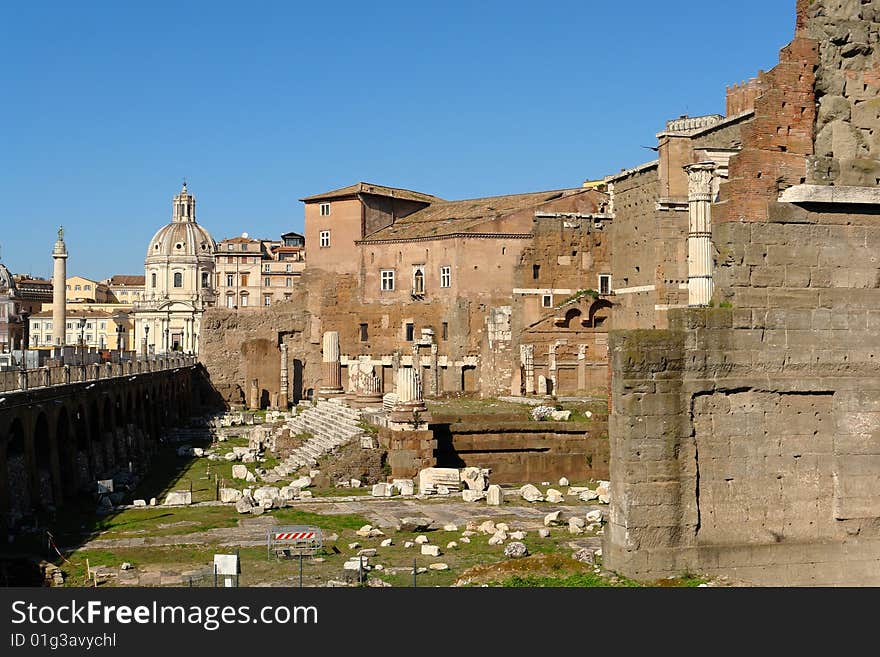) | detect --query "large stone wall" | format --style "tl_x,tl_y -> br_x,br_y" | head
605,0 -> 880,585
